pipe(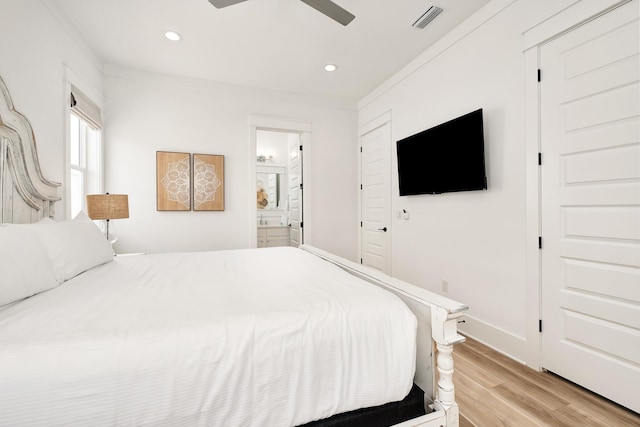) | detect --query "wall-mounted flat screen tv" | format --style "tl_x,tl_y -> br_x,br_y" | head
396,108 -> 487,196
